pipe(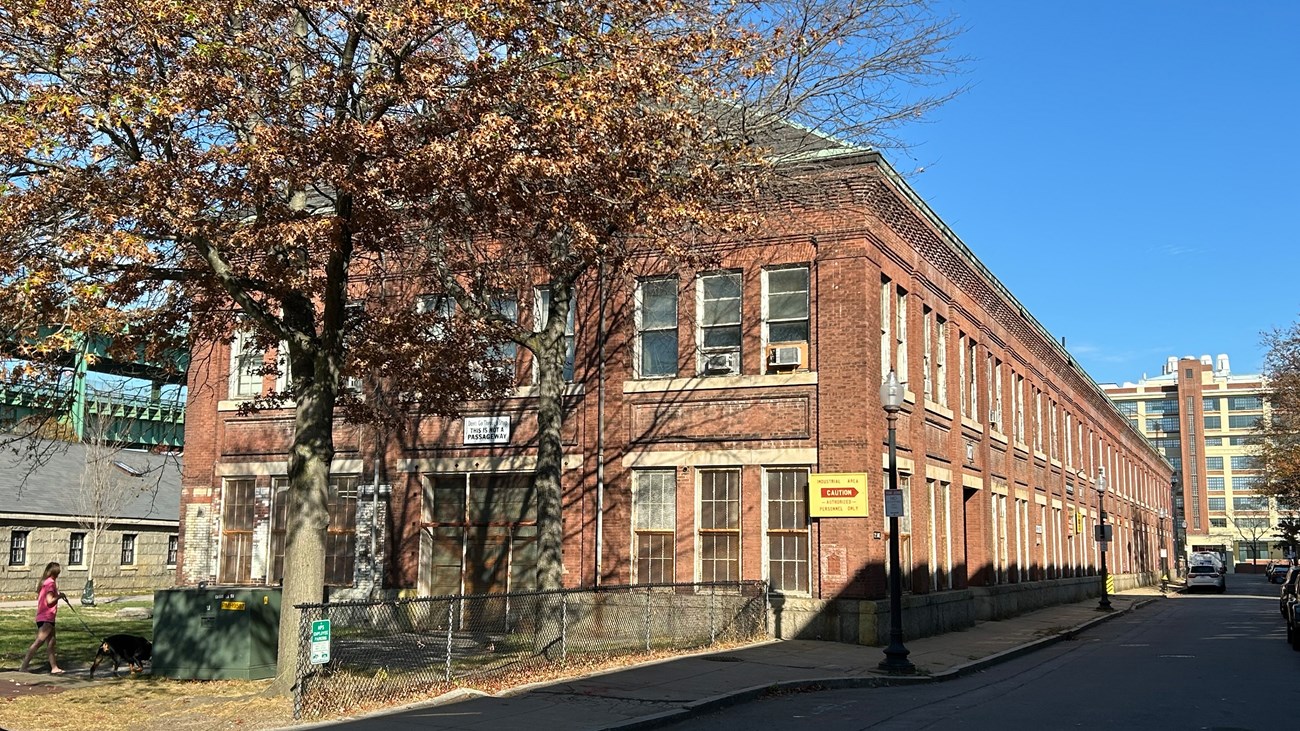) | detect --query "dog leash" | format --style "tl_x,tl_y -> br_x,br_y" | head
61,595 -> 101,642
